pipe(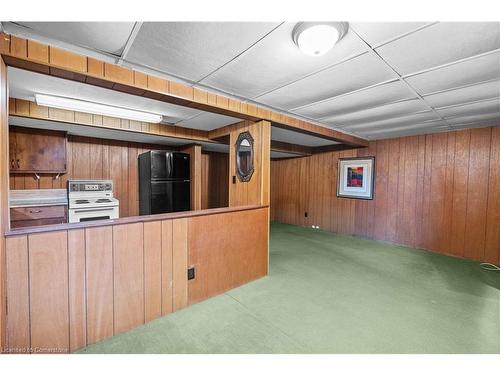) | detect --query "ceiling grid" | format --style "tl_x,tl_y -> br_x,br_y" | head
2,21 -> 499,141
